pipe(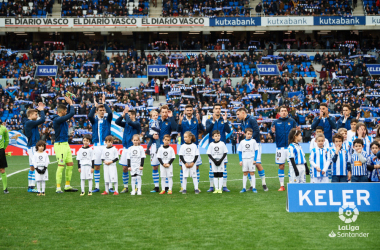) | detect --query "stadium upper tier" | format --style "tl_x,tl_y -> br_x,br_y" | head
61,0 -> 150,17
262,0 -> 354,16
0,0 -> 53,17
0,0 -> 378,18
162,0 -> 252,17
